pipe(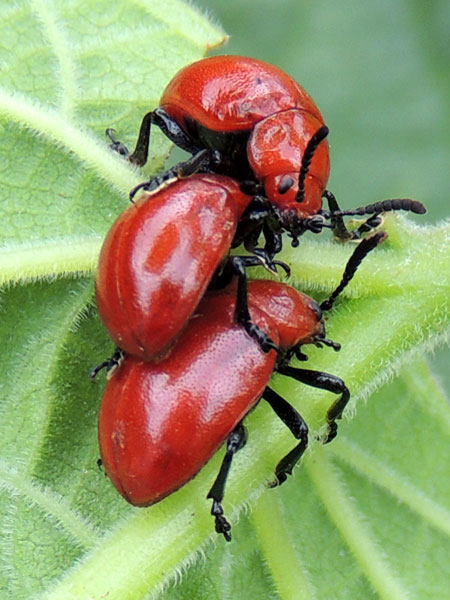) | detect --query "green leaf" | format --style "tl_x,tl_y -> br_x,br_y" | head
1,2 -> 449,600
0,0 -> 225,284
162,361 -> 450,600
